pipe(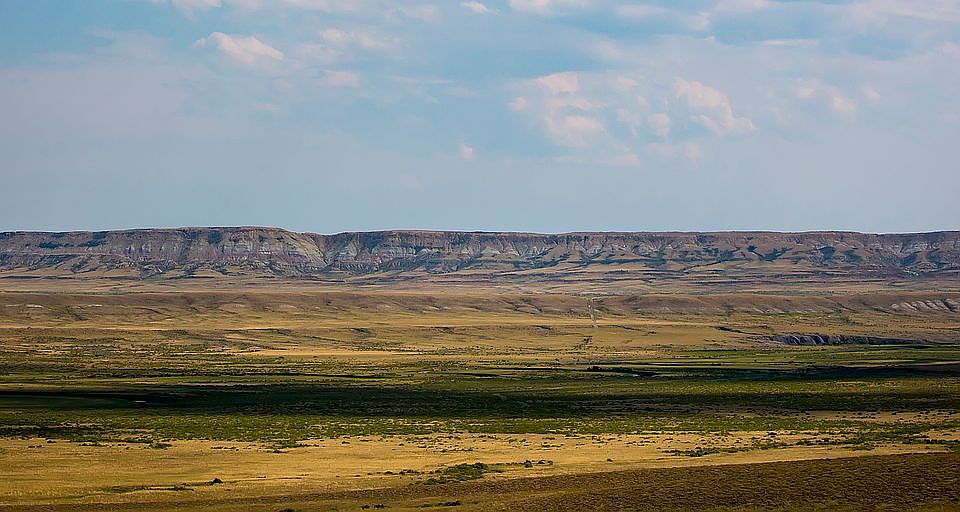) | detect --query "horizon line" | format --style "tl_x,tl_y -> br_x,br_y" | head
3,226 -> 960,237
